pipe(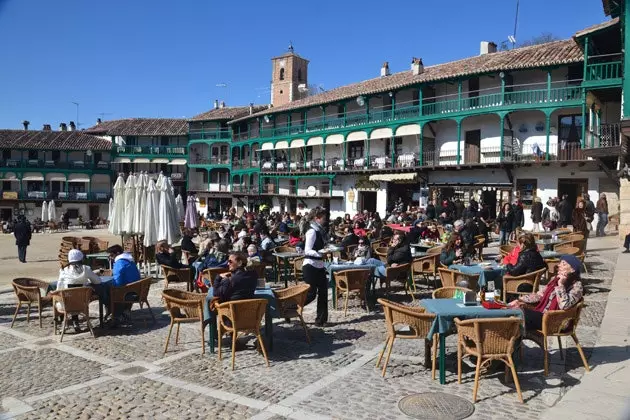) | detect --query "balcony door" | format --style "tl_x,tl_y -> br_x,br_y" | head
465,130 -> 481,164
